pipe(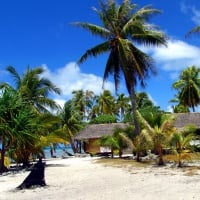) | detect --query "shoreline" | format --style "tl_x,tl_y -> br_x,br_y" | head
1,157 -> 200,200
